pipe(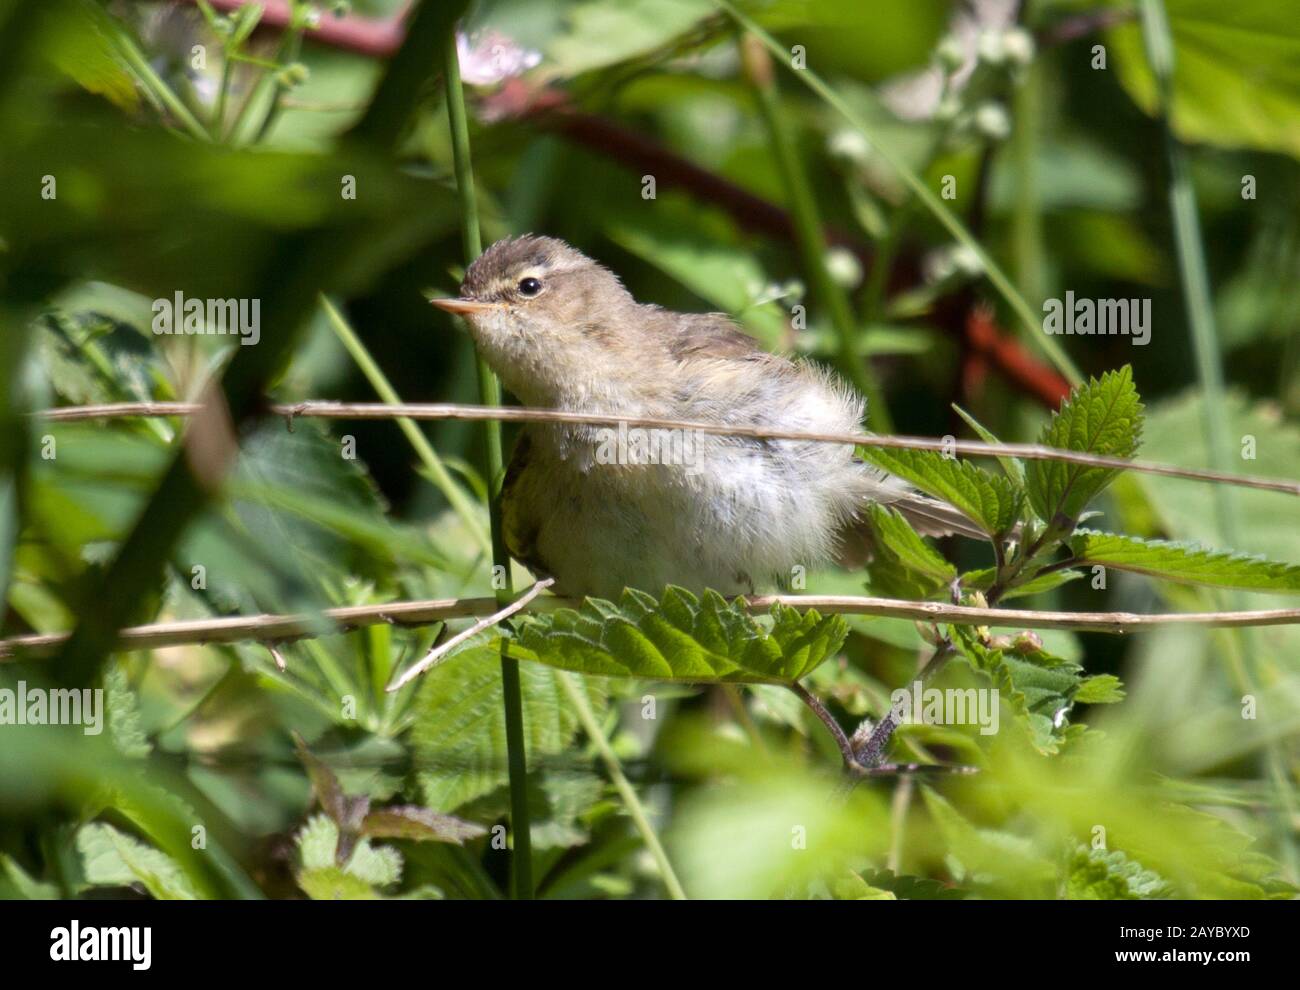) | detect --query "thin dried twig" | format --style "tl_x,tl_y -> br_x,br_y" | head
265,643 -> 288,672
3,593 -> 1299,661
32,401 -> 1300,497
385,578 -> 554,692
791,680 -> 859,769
